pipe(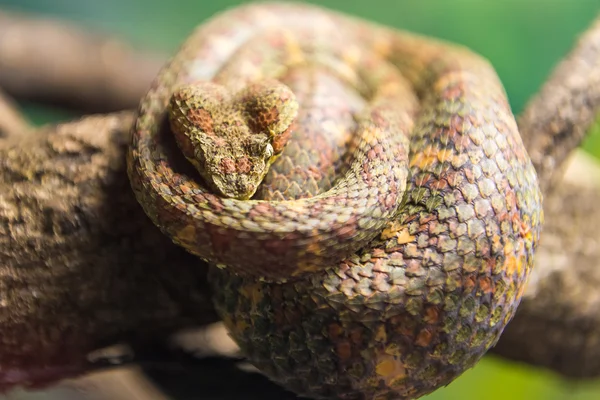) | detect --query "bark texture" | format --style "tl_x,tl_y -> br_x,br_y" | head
518,16 -> 600,194
0,113 -> 217,390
